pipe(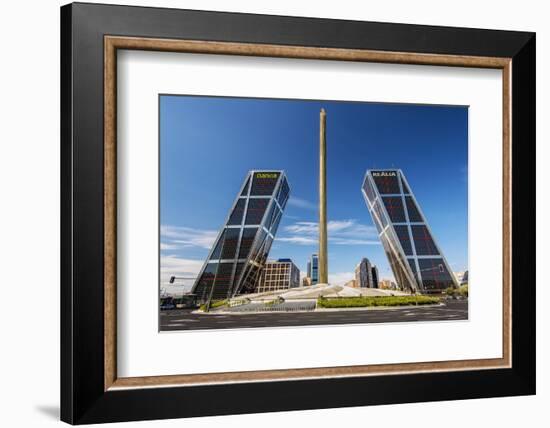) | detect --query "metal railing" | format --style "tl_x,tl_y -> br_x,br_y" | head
224,301 -> 316,313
